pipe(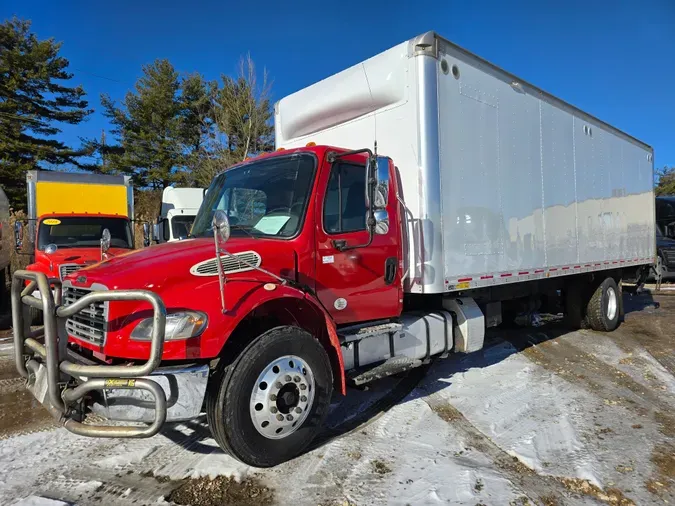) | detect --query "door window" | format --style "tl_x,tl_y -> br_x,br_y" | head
323,162 -> 366,234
